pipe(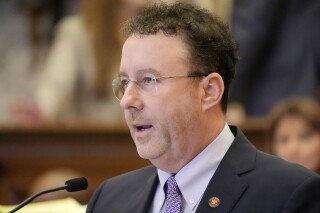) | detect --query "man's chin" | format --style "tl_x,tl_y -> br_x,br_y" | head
136,145 -> 162,160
